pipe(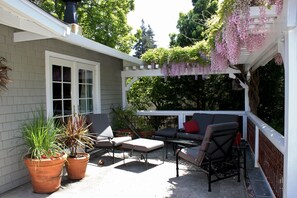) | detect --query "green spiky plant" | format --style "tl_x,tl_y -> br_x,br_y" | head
22,109 -> 63,160
59,113 -> 94,158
